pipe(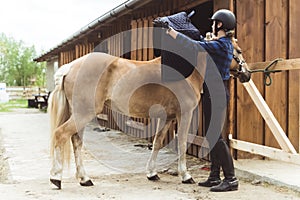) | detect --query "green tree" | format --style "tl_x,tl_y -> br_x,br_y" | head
0,33 -> 46,87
